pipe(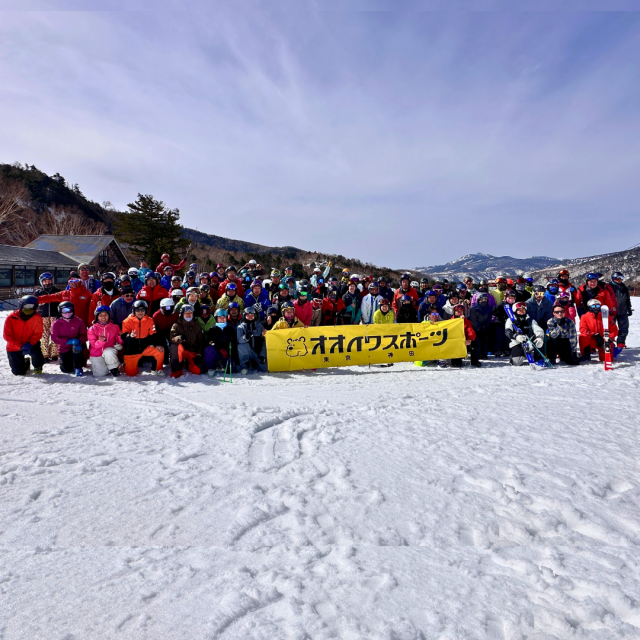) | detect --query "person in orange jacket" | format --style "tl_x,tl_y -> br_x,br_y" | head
3,295 -> 45,375
88,272 -> 120,321
121,300 -> 165,376
392,273 -> 419,314
579,299 -> 618,362
155,250 -> 189,275
136,273 -> 169,315
37,277 -> 92,327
